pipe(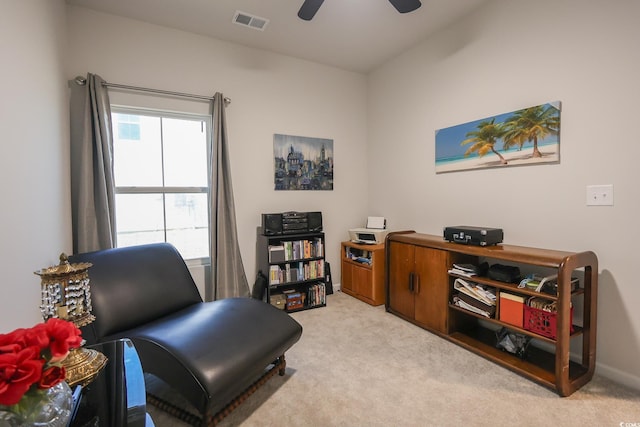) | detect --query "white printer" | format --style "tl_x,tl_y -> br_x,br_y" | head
348,216 -> 389,244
